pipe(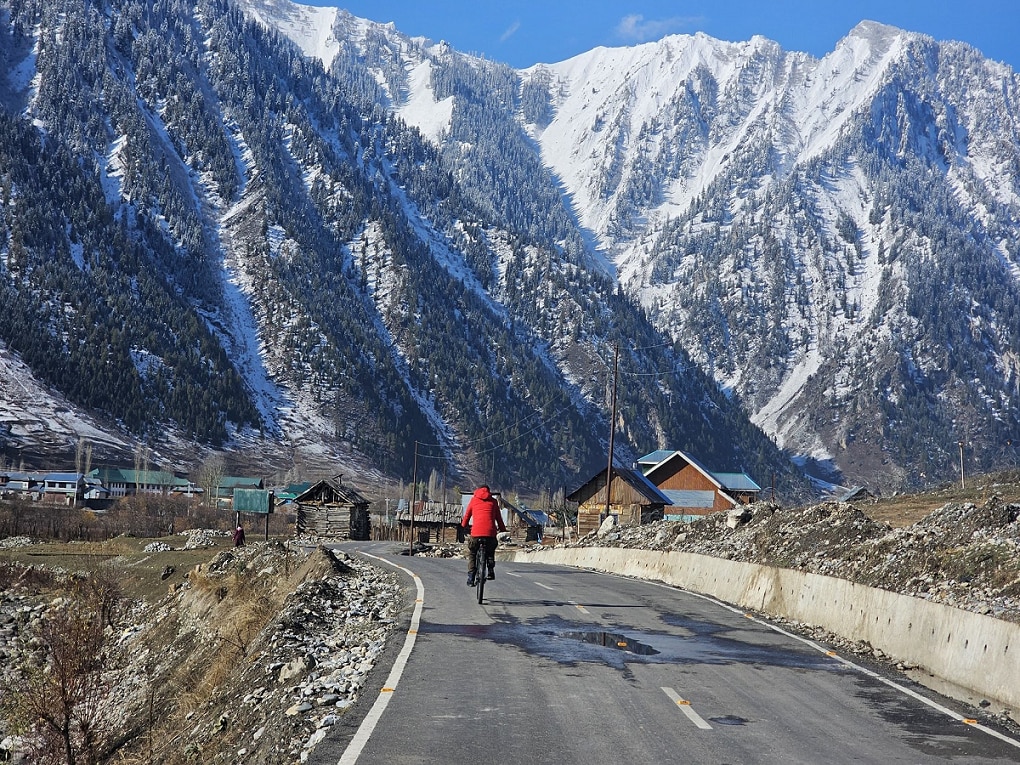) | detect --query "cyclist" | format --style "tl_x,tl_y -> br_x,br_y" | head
461,485 -> 506,586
